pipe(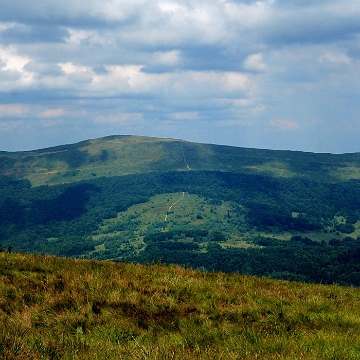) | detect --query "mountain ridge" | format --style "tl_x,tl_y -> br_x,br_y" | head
2,135 -> 360,186
2,135 -> 360,286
